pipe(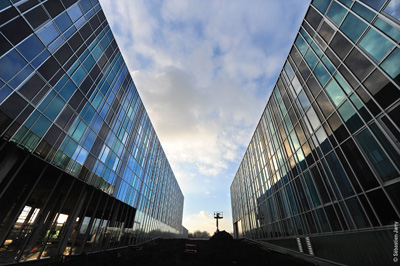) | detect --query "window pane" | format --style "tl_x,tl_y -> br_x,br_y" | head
305,50 -> 319,69
306,108 -> 321,130
344,49 -> 374,81
295,35 -> 308,56
325,79 -> 346,106
68,3 -> 83,22
360,0 -> 385,10
338,100 -> 364,133
312,0 -> 331,14
384,0 -> 400,21
16,34 -> 45,62
380,48 -> 400,82
340,13 -> 368,42
355,128 -> 398,181
31,115 -> 52,137
374,18 -> 400,42
349,94 -> 371,122
359,28 -> 393,62
44,95 -> 66,120
338,0 -> 352,8
306,6 -> 323,29
55,11 -> 73,32
363,68 -> 400,109
298,90 -> 311,111
345,198 -> 370,228
327,1 -> 347,25
316,92 -> 335,118
313,62 -> 330,86
0,49 -> 27,82
321,55 -> 335,74
38,22 -> 60,45
351,2 -> 375,22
